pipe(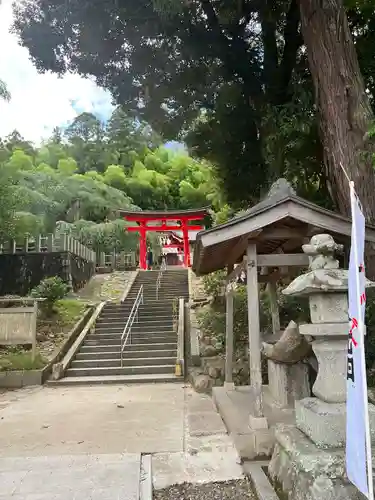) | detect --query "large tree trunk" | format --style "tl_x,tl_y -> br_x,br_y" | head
299,0 -> 375,221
